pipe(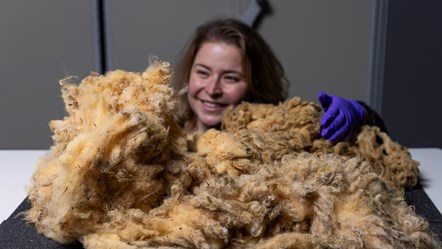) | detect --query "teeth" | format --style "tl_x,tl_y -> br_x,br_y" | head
202,100 -> 223,107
